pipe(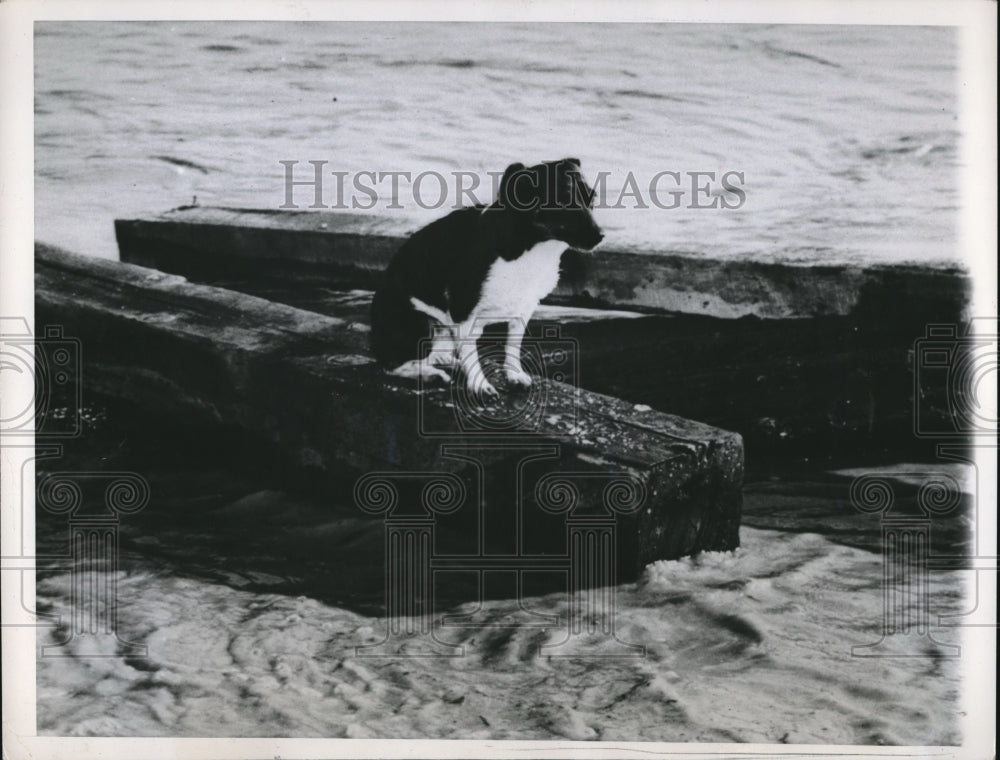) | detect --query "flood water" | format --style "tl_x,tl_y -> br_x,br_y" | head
35,22 -> 960,266
32,406 -> 973,742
